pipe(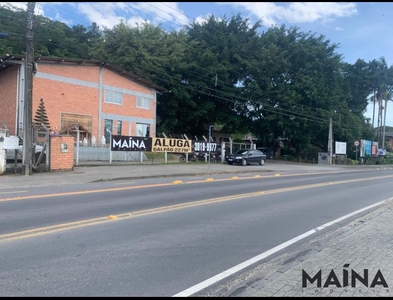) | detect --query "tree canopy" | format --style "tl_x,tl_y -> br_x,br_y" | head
1,6 -> 392,154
